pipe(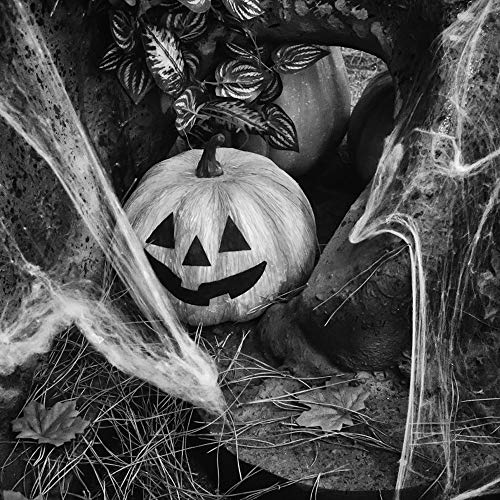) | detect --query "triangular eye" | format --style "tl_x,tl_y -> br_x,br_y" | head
183,236 -> 211,266
146,213 -> 174,248
219,216 -> 251,252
